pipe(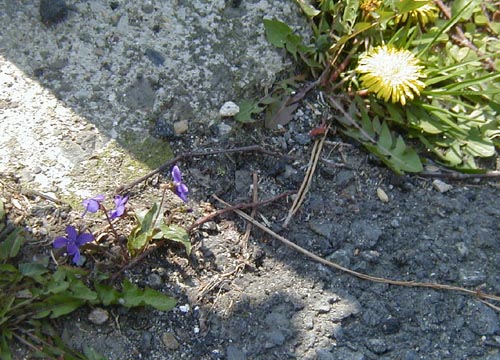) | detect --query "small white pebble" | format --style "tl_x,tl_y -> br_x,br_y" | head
193,326 -> 200,334
219,101 -> 240,117
88,308 -> 109,325
173,120 -> 189,135
432,179 -> 453,193
218,123 -> 232,136
377,187 -> 389,203
179,304 -> 190,313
